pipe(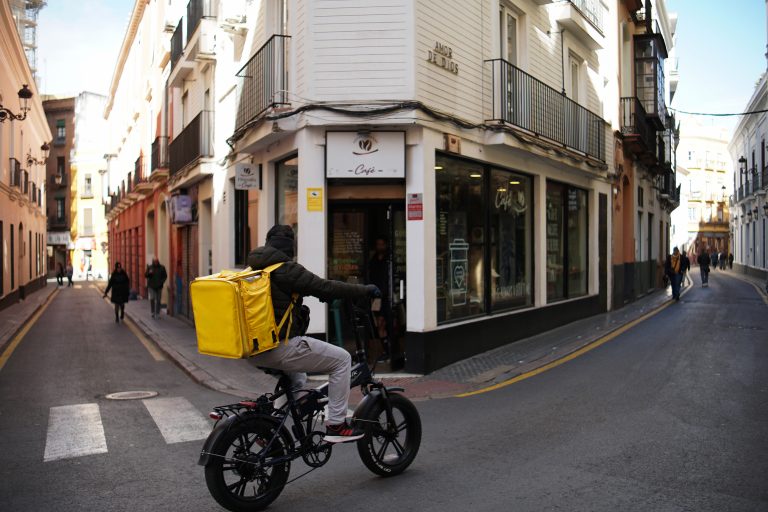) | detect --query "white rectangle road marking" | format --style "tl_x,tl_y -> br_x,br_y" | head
44,404 -> 108,462
143,397 -> 211,444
